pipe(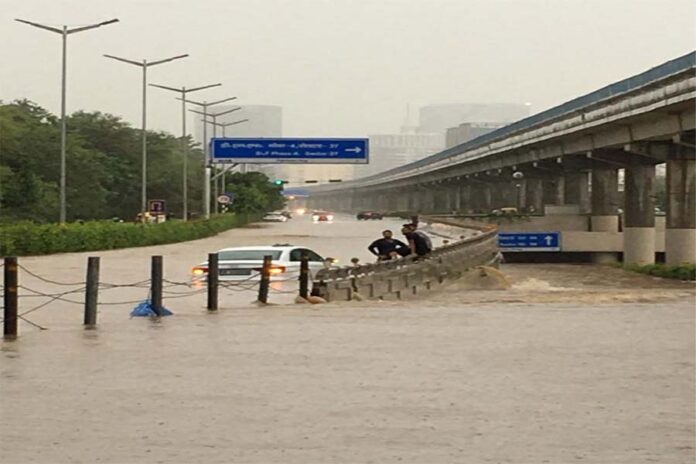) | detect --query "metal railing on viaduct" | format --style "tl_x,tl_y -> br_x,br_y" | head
307,52 -> 696,267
